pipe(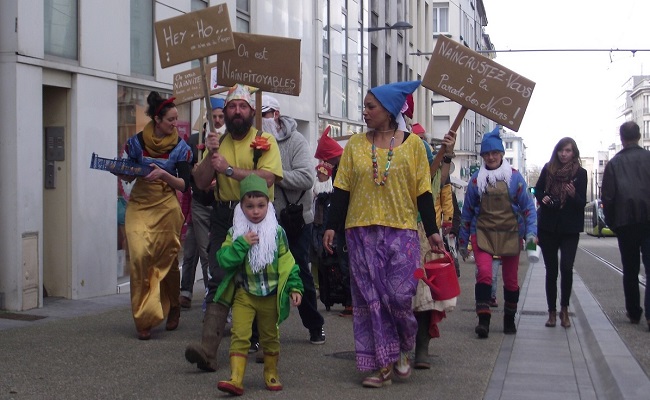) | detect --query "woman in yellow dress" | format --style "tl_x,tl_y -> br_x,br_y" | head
117,92 -> 192,340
